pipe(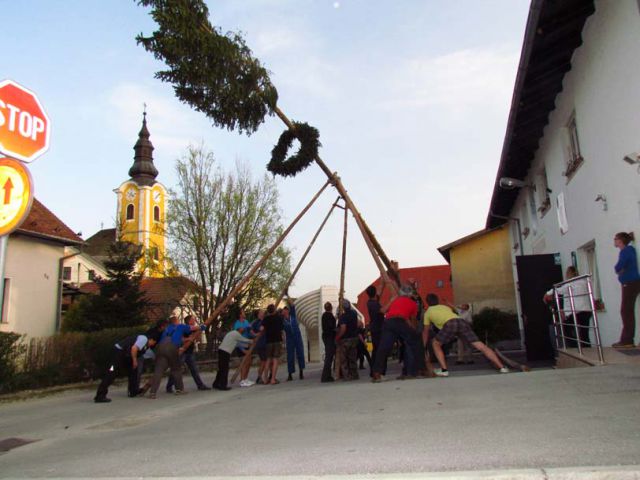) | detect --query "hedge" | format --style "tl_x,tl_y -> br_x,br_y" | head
0,326 -> 145,394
